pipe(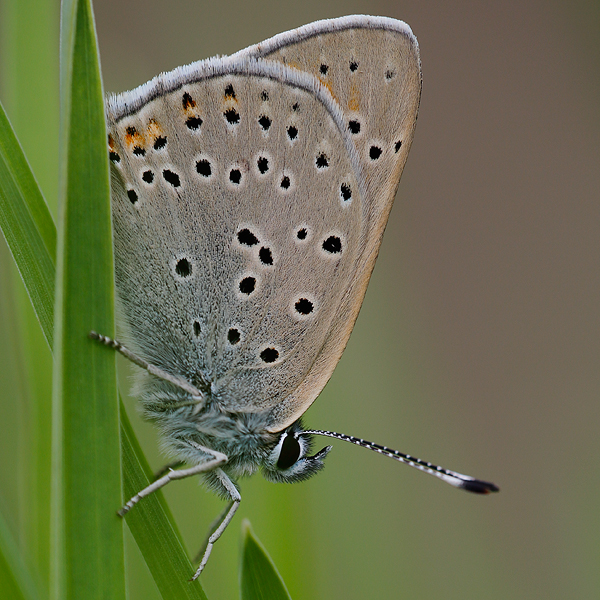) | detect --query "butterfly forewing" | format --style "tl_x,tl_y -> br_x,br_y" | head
238,16 -> 421,237
236,17 -> 421,428
107,18 -> 421,431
